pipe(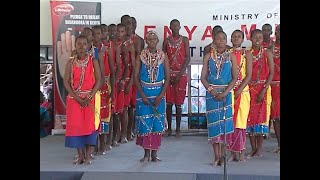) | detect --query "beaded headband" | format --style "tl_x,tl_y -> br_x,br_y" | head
146,30 -> 158,39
